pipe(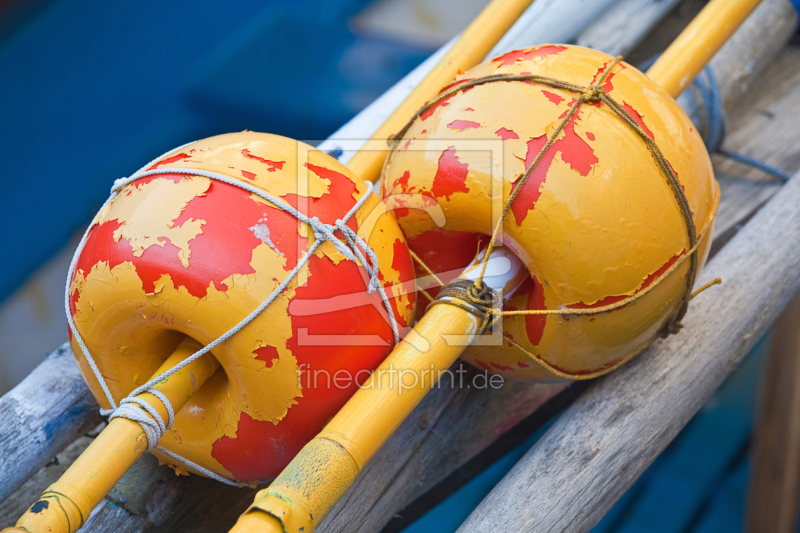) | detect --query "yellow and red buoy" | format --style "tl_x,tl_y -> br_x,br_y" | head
382,44 -> 718,382
69,132 -> 416,483
5,132 -> 419,533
